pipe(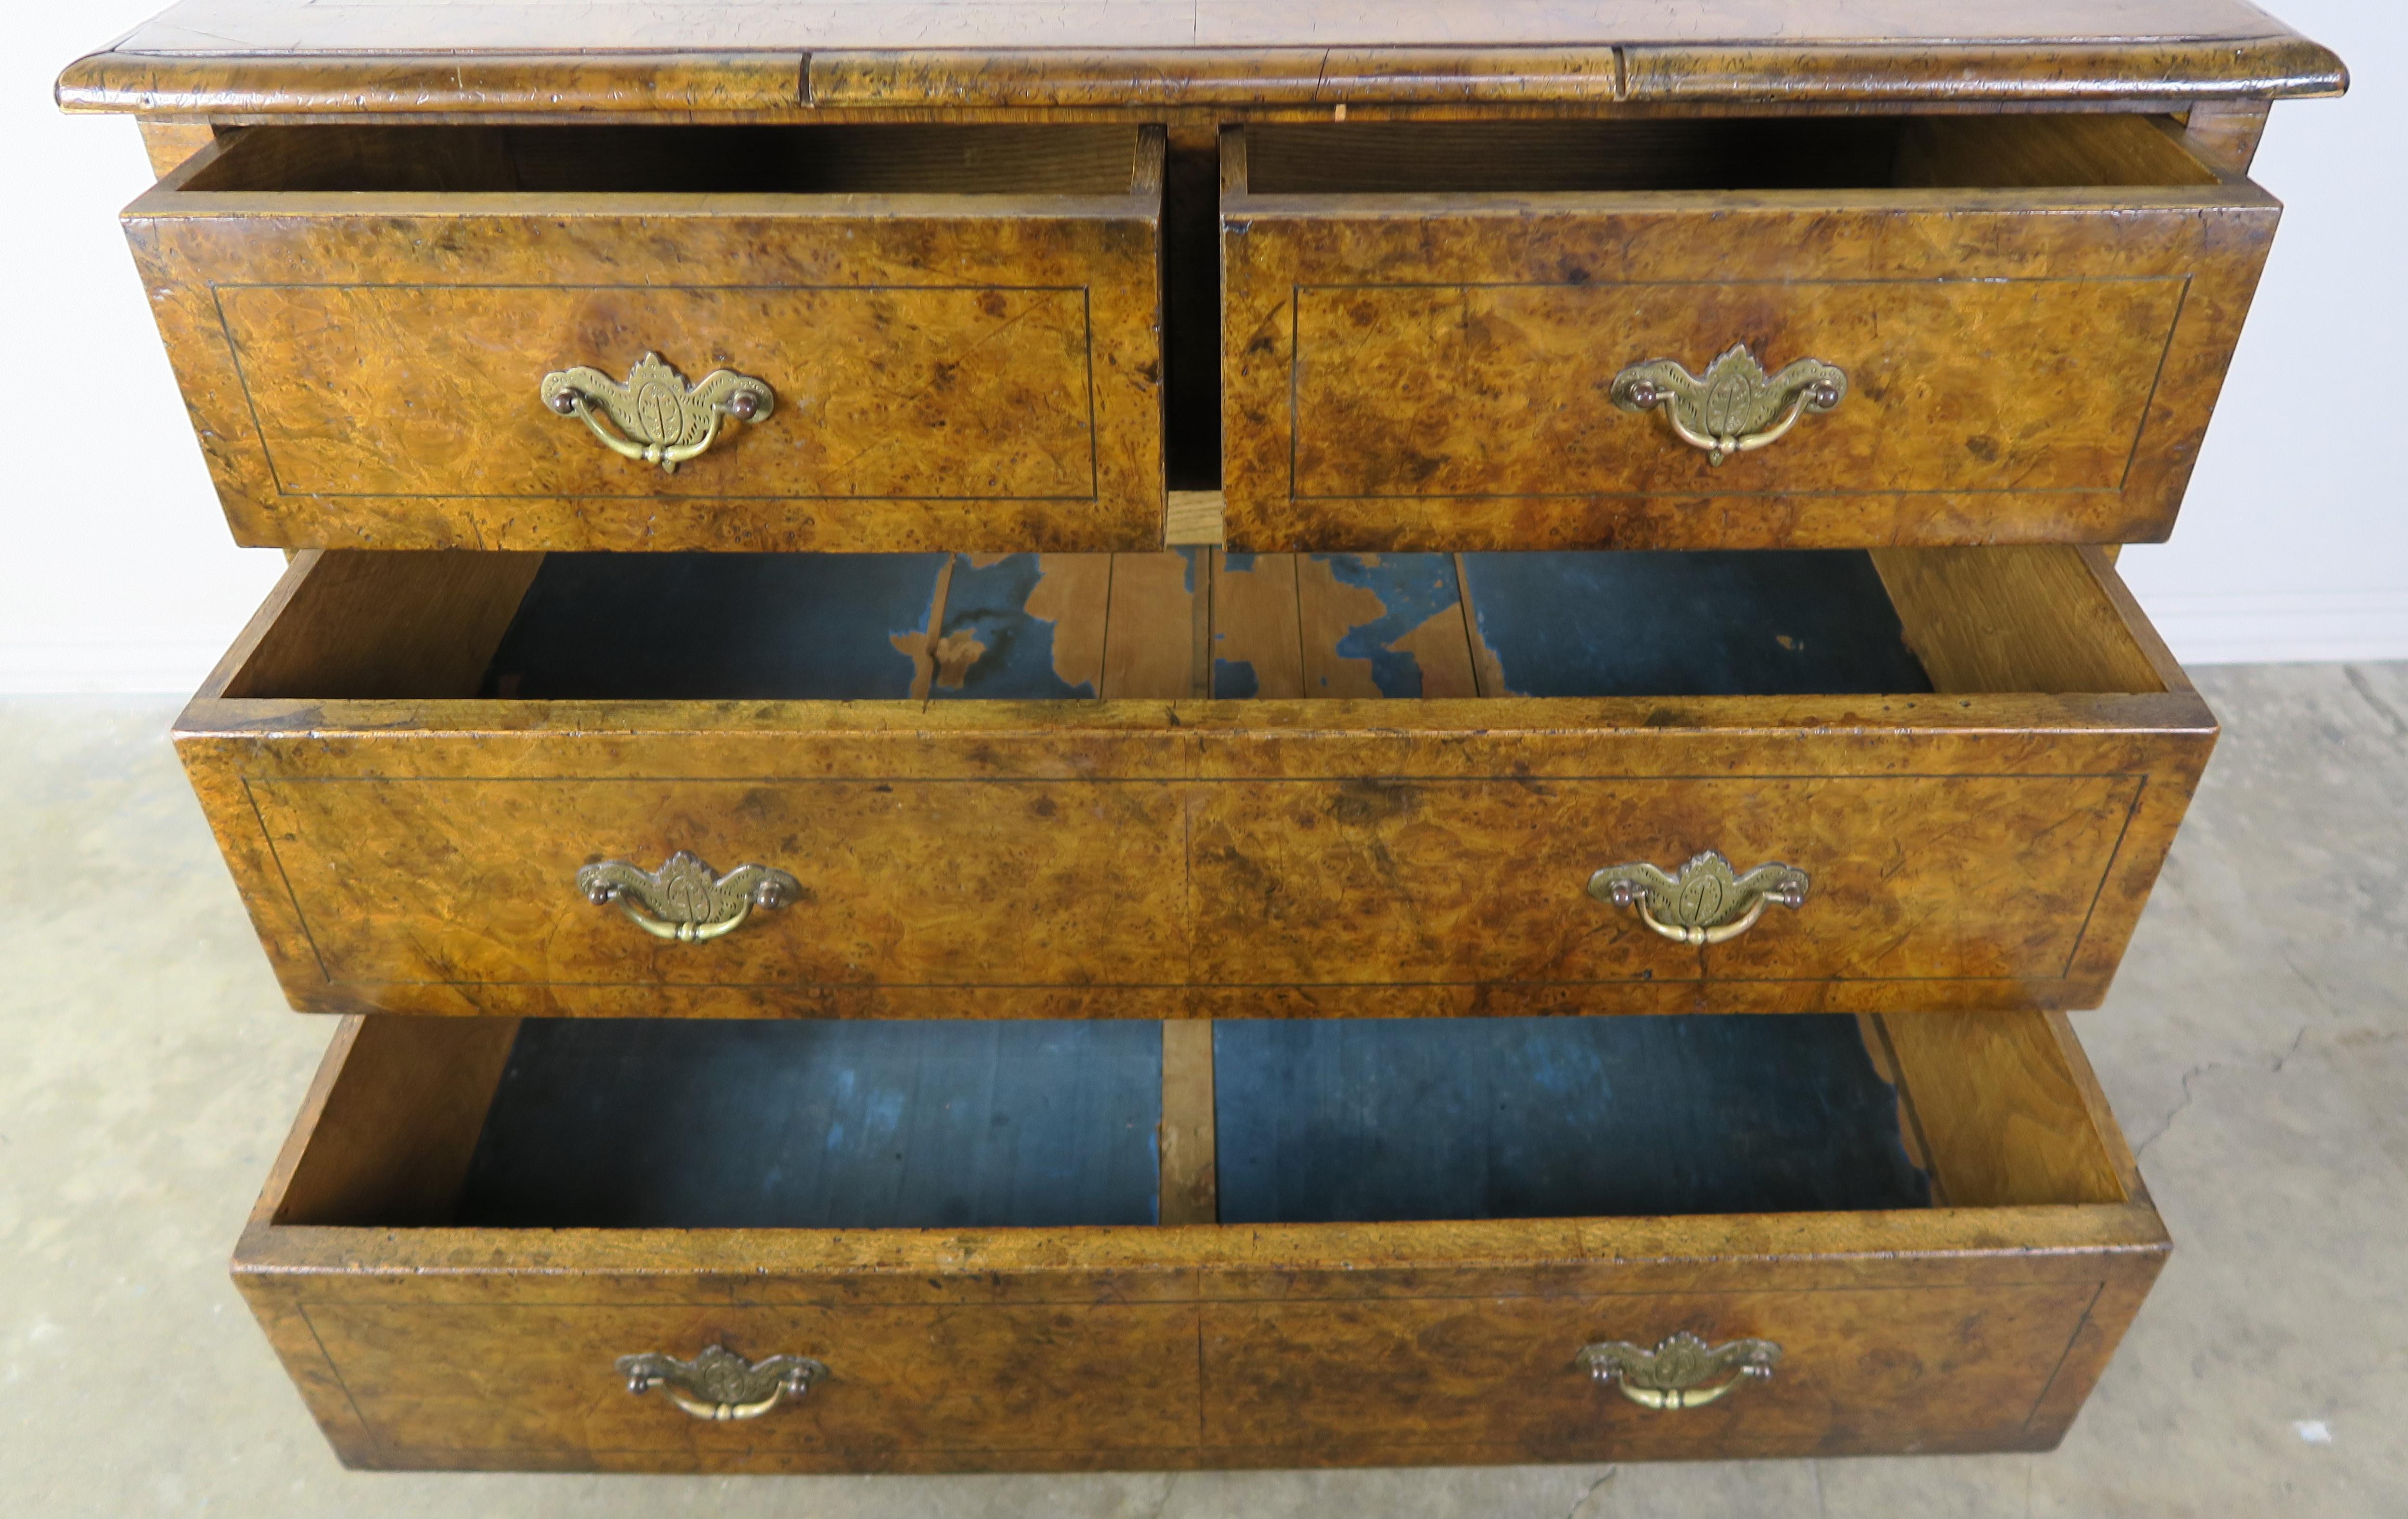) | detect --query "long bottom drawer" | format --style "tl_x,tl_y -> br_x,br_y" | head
235,1010 -> 2164,1470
